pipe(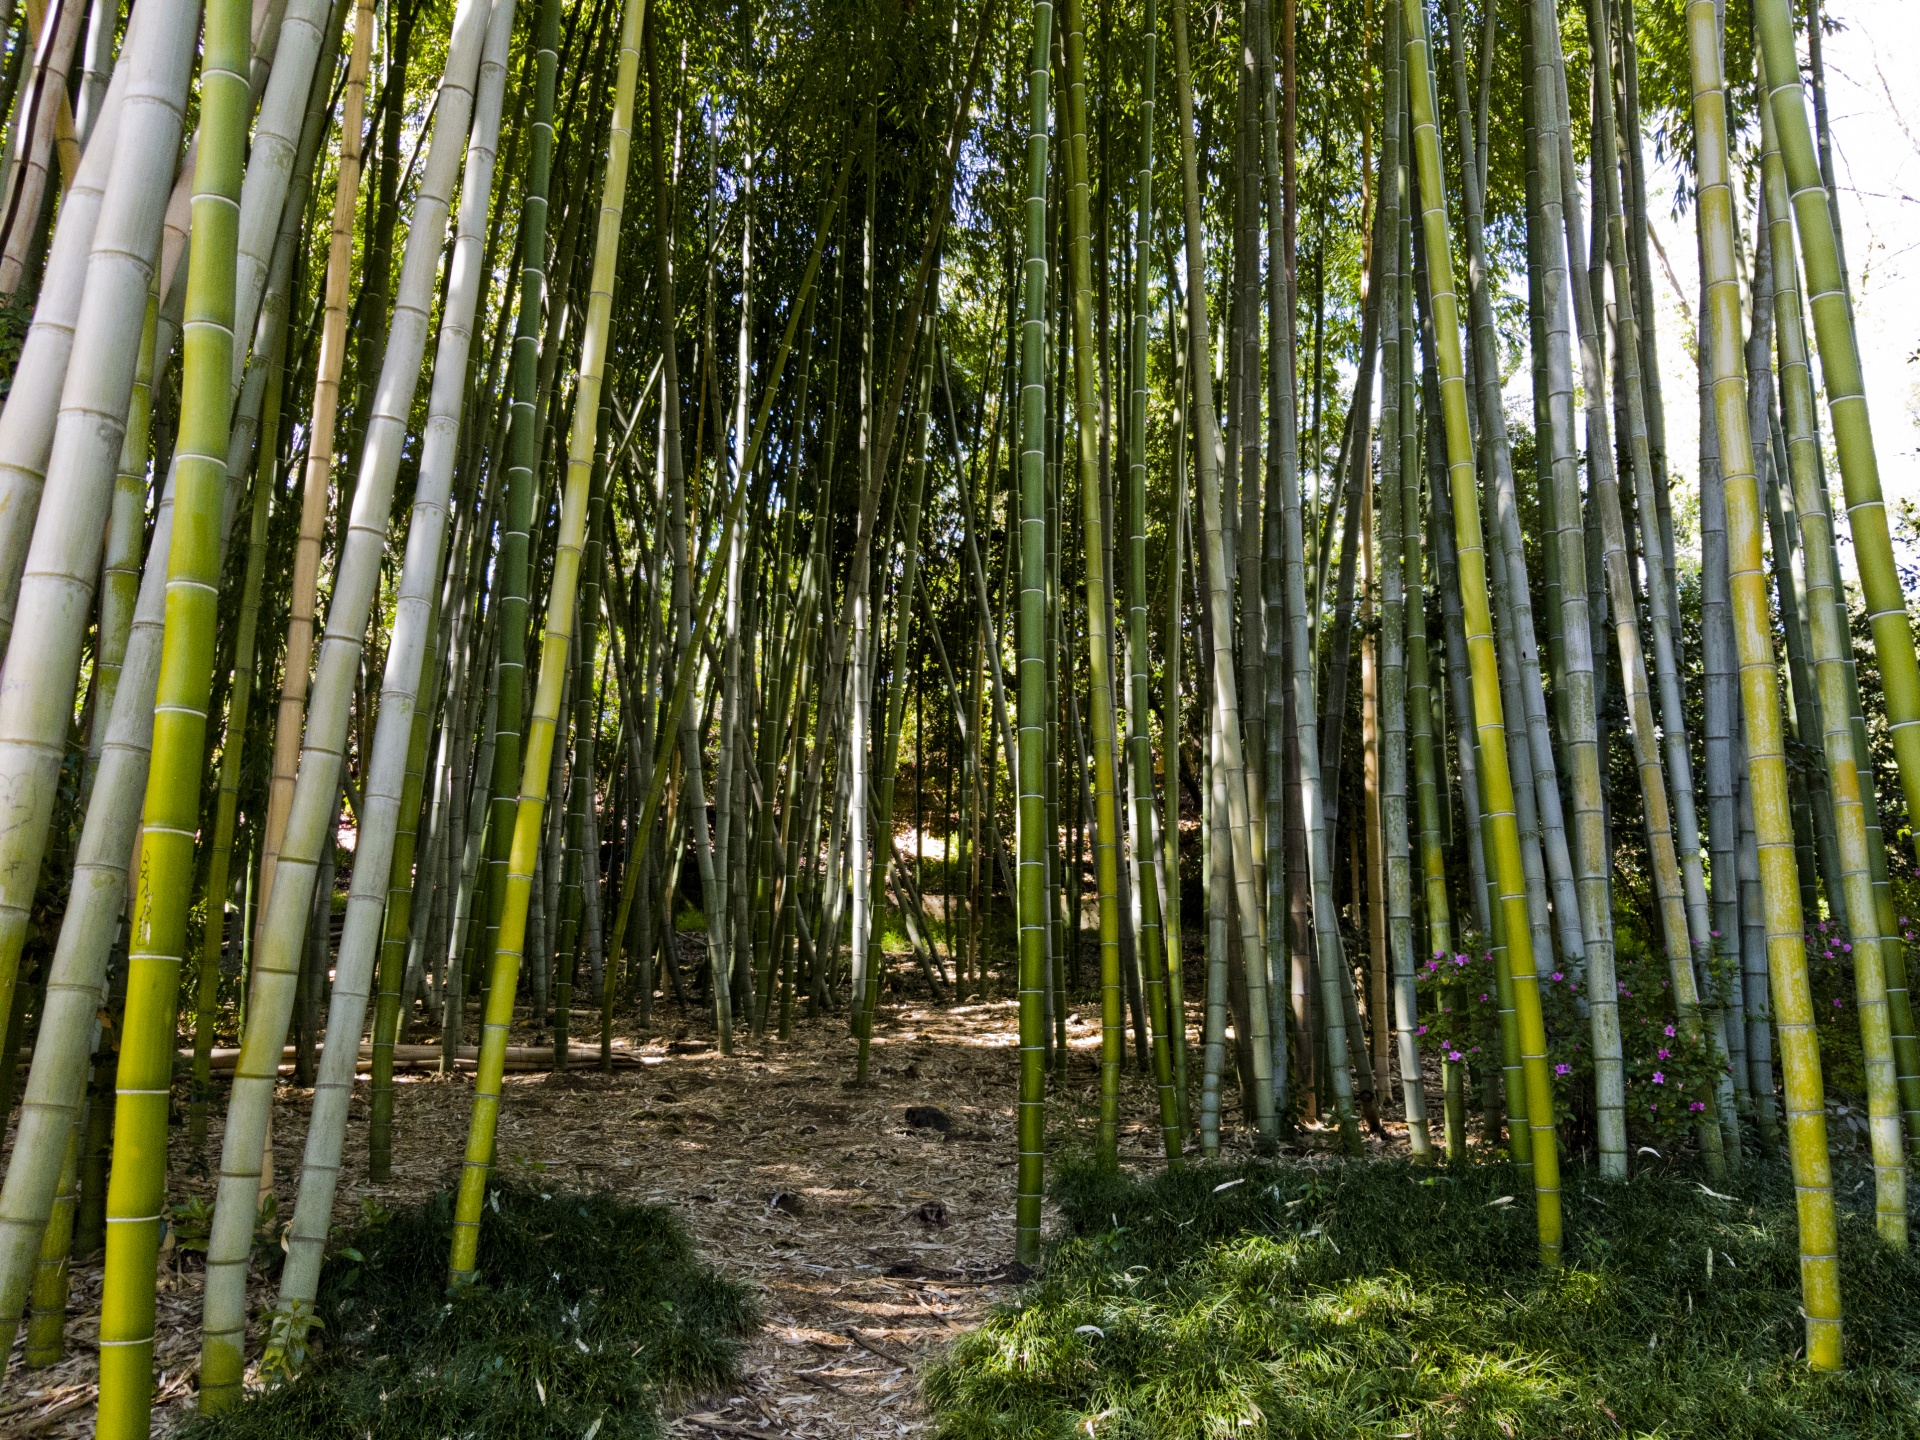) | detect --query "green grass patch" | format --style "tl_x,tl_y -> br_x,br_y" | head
925,1159 -> 1920,1439
186,1185 -> 757,1440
